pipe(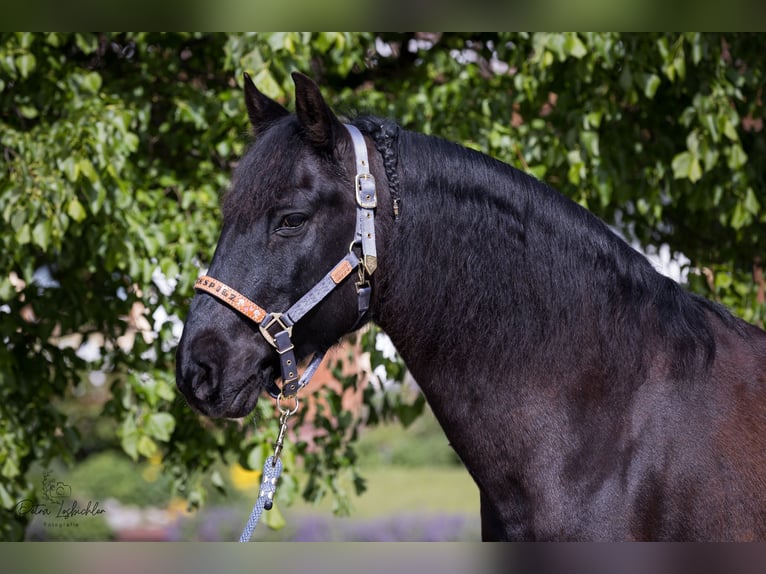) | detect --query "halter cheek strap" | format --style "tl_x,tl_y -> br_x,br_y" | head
350,125 -> 378,275
193,124 -> 378,399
